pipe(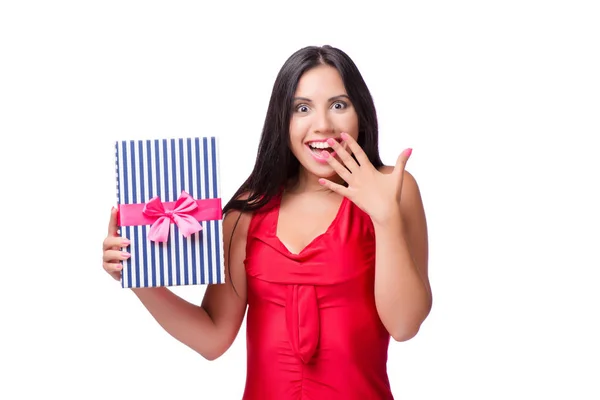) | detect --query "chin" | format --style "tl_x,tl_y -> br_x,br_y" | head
295,156 -> 333,177
294,152 -> 334,178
